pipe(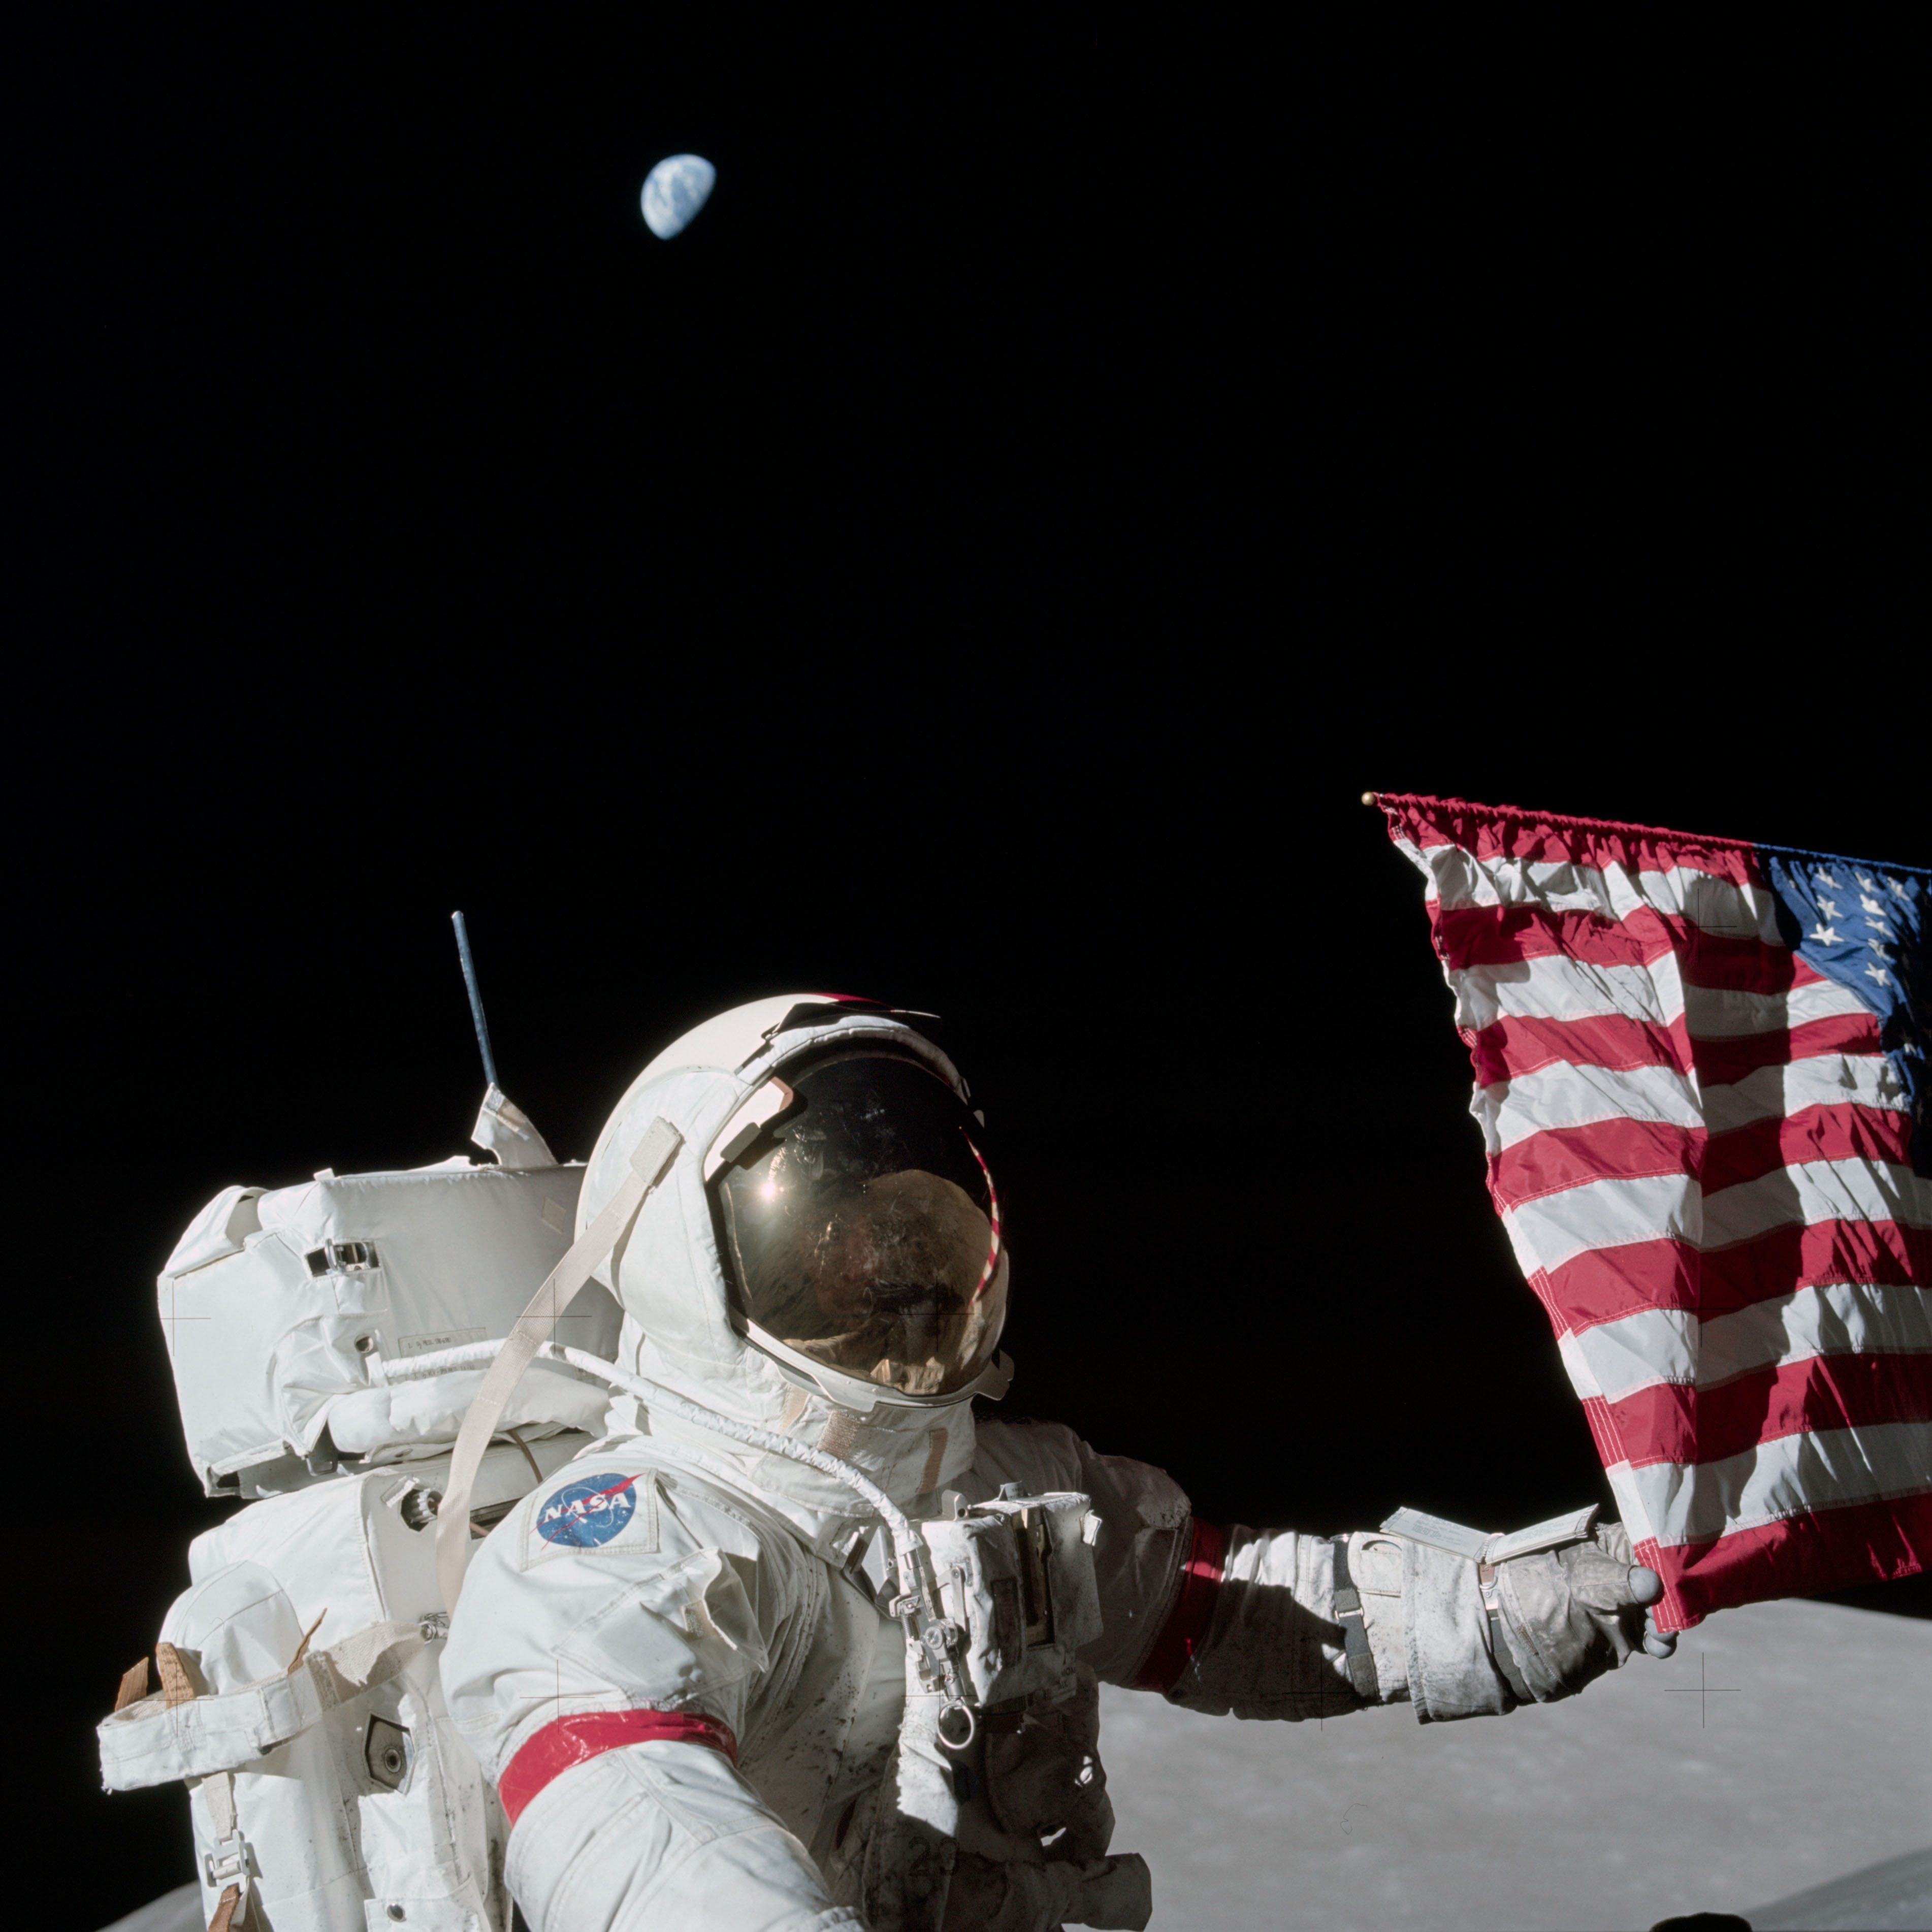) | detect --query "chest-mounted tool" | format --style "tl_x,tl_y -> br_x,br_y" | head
909,1484 -> 1104,1744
